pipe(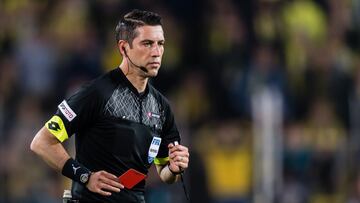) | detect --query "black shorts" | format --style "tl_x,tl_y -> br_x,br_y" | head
72,183 -> 145,203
